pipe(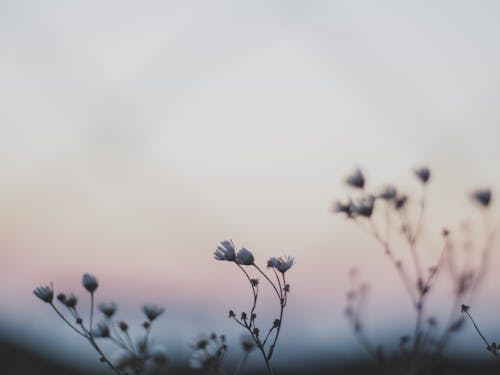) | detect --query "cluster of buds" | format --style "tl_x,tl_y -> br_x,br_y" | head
34,274 -> 168,375
189,333 -> 228,371
214,240 -> 294,375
